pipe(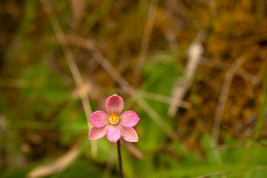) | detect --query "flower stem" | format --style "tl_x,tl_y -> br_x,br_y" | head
117,139 -> 123,178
